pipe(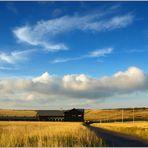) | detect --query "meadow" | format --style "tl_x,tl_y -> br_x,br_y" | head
0,109 -> 36,117
85,108 -> 148,122
0,122 -> 105,147
0,108 -> 147,147
0,108 -> 148,122
92,121 -> 148,140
